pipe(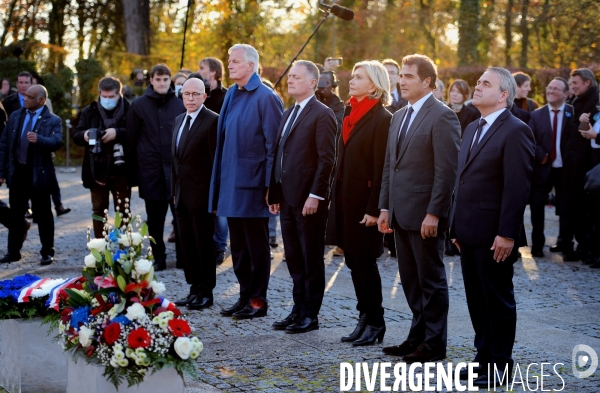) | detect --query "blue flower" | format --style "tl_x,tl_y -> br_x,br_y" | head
112,315 -> 131,325
70,306 -> 90,331
108,229 -> 119,243
565,111 -> 572,118
113,249 -> 126,262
